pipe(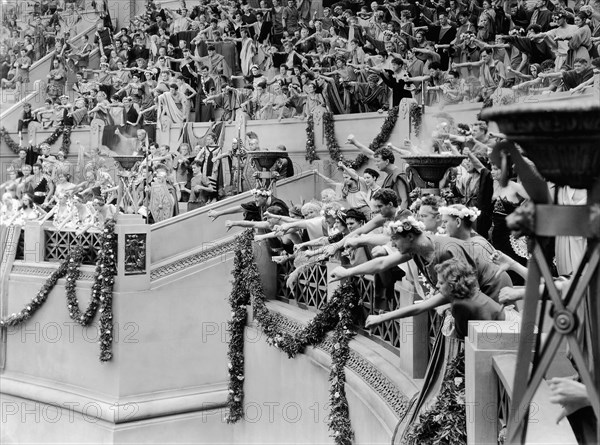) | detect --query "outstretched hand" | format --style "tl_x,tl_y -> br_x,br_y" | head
207,210 -> 219,221
490,250 -> 513,277
365,314 -> 384,328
